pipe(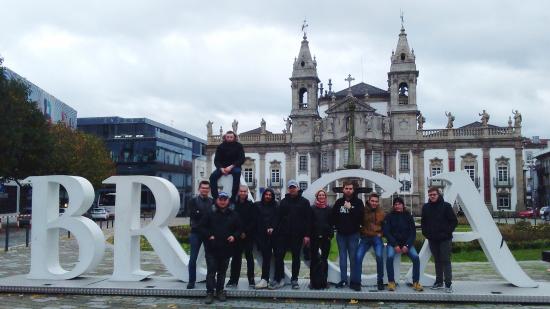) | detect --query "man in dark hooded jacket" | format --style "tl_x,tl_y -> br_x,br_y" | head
270,180 -> 311,290
254,188 -> 278,289
209,131 -> 245,201
421,187 -> 458,293
198,192 -> 241,304
227,185 -> 257,288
